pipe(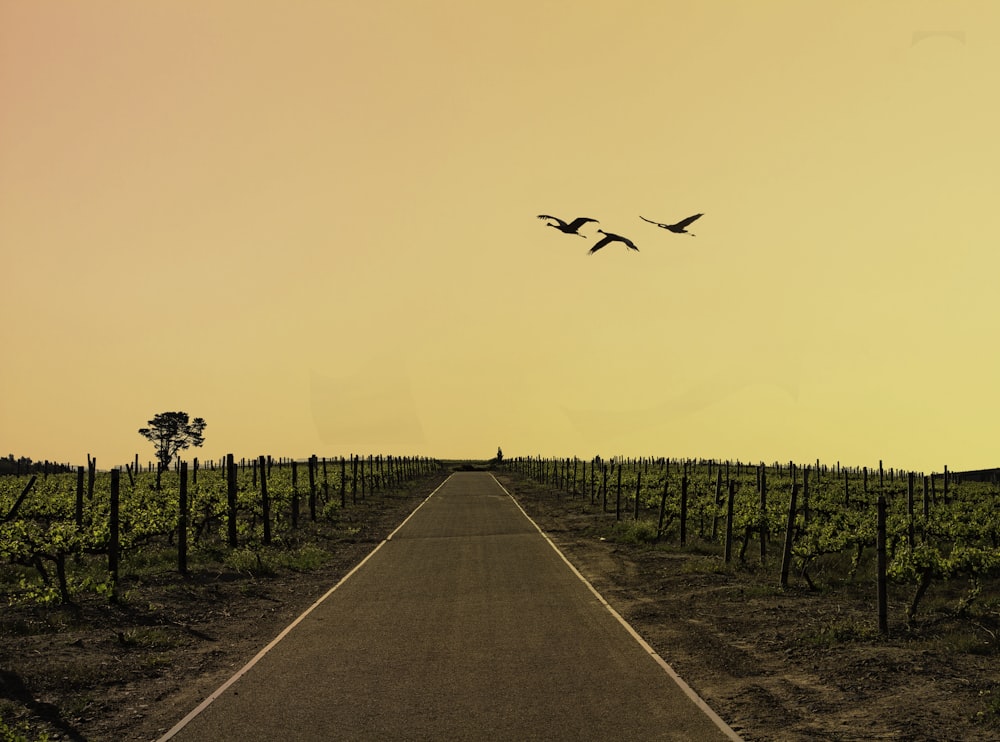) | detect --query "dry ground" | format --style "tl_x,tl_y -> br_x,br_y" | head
2,467 -> 999,741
